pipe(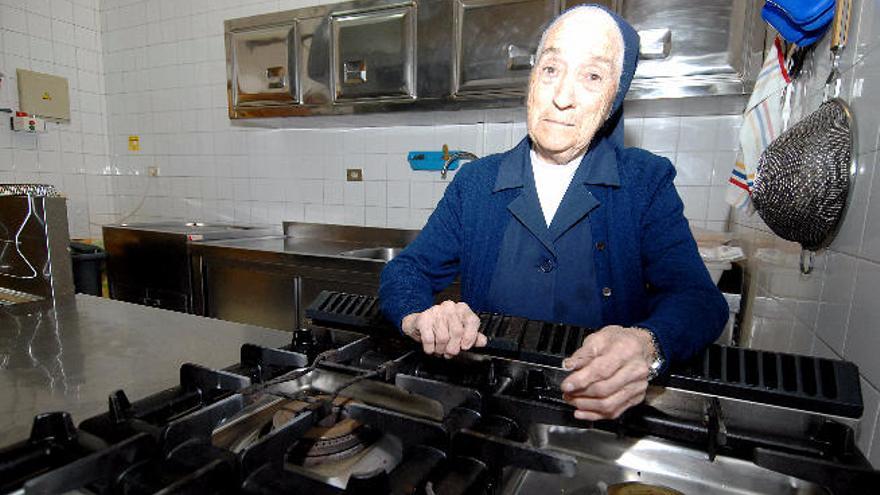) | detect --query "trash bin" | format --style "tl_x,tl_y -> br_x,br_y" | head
70,241 -> 107,296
